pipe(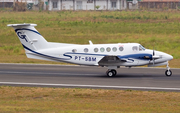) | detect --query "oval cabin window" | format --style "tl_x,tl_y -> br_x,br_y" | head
112,47 -> 117,52
100,47 -> 105,52
119,47 -> 124,51
94,48 -> 98,52
106,47 -> 111,52
84,48 -> 88,53
72,49 -> 77,53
